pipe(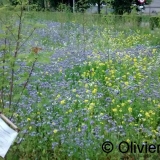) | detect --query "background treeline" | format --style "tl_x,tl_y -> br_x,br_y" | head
0,0 -> 153,14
